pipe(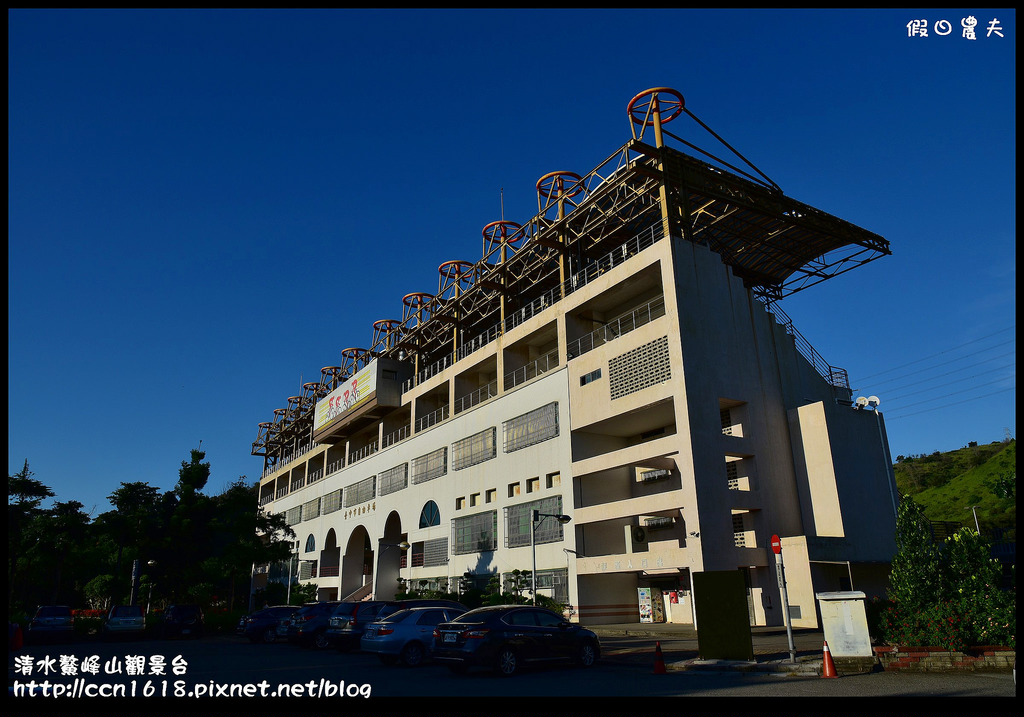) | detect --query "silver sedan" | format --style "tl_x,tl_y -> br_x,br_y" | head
360,606 -> 466,667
